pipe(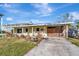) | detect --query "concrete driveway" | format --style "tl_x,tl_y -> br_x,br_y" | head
25,37 -> 79,56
